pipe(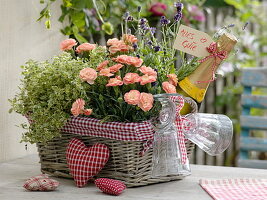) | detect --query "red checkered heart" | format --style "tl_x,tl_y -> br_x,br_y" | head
66,138 -> 110,187
23,174 -> 59,191
95,178 -> 126,196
